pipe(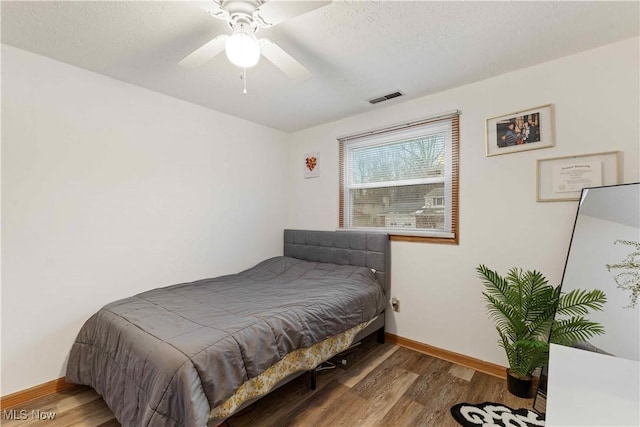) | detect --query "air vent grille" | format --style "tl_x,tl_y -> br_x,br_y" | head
368,91 -> 404,104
